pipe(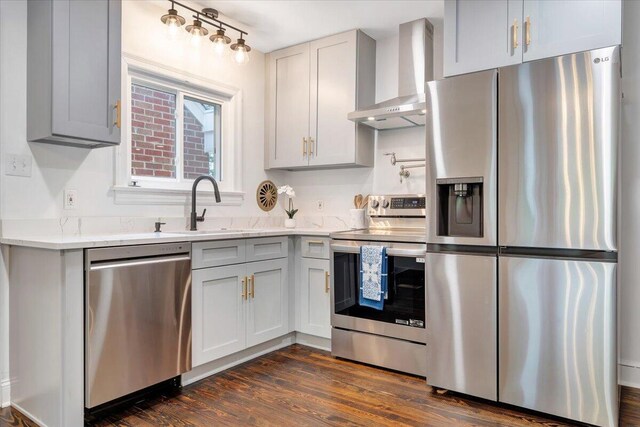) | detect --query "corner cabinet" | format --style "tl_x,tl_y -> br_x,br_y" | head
265,30 -> 376,170
27,0 -> 122,148
444,0 -> 622,77
191,238 -> 289,368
